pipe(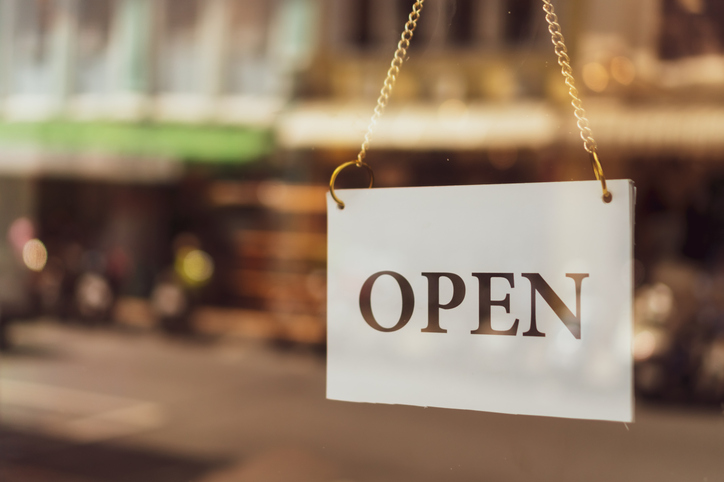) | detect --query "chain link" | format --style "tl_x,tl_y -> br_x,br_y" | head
542,0 -> 611,202
542,0 -> 597,154
331,0 -> 611,207
355,1 -> 424,165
